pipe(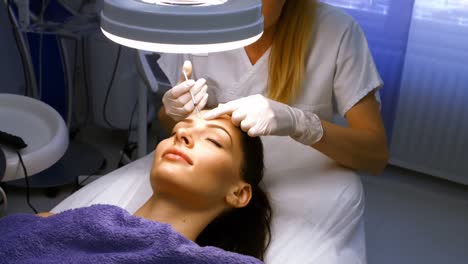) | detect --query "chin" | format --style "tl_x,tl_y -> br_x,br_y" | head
151,160 -> 193,186
151,165 -> 181,193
